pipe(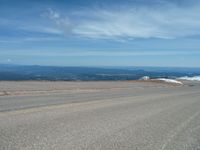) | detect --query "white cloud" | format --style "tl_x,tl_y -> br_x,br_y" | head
0,36 -> 65,43
20,26 -> 63,35
2,50 -> 200,57
44,8 -> 74,34
45,3 -> 200,40
6,59 -> 12,62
